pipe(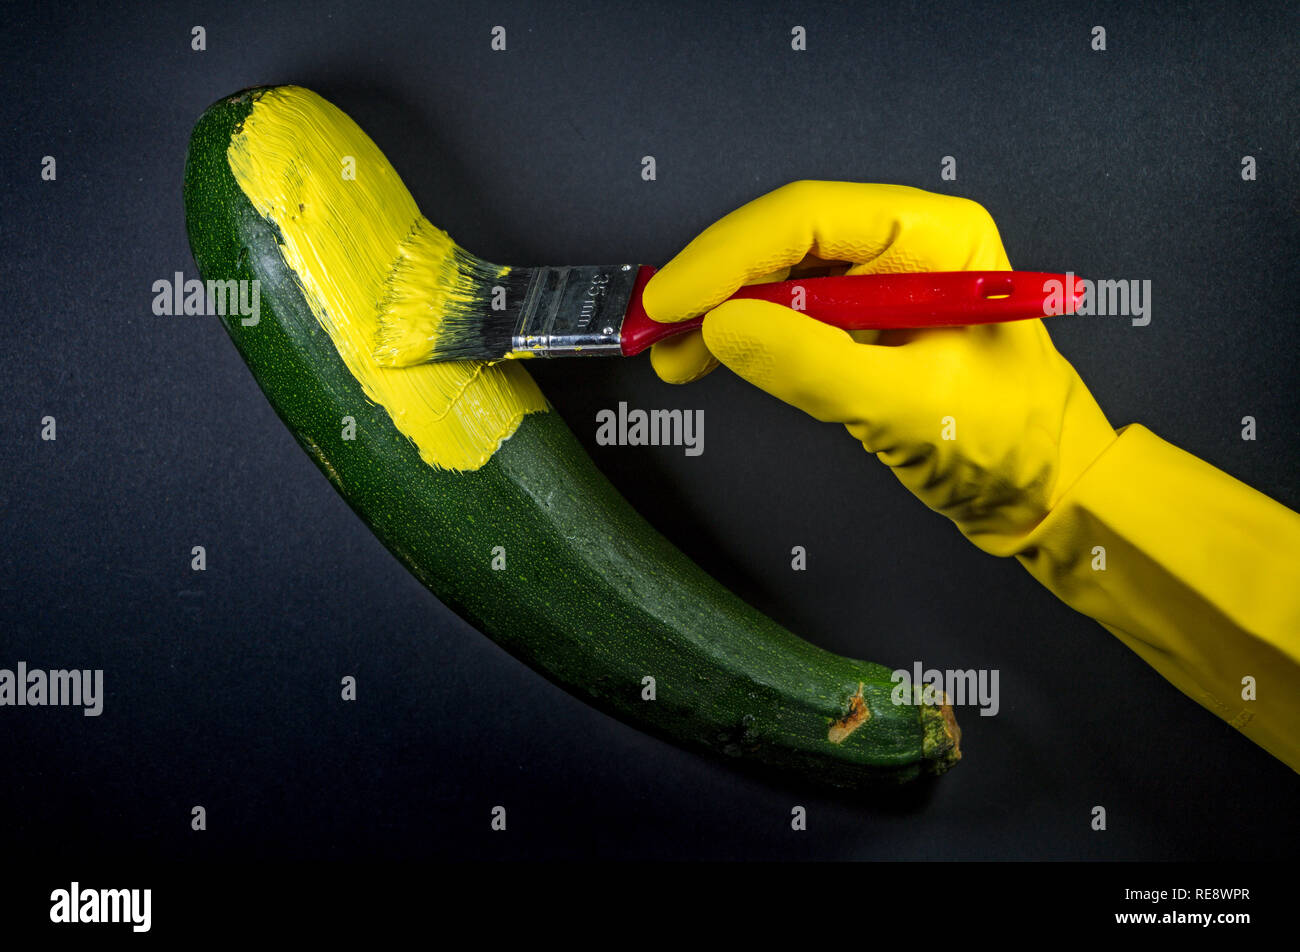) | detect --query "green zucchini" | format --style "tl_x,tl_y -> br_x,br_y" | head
182,85 -> 960,788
